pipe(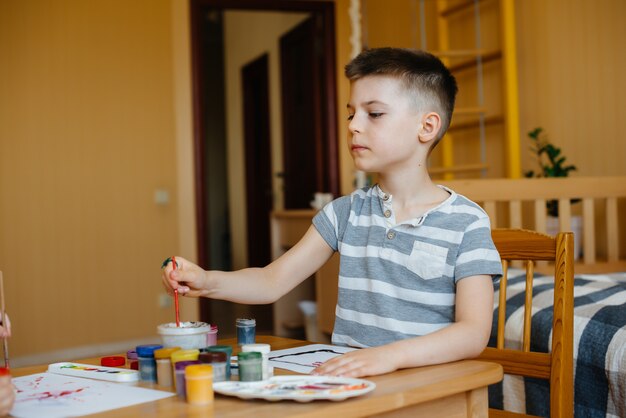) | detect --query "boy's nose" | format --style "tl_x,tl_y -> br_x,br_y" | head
348,116 -> 361,134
